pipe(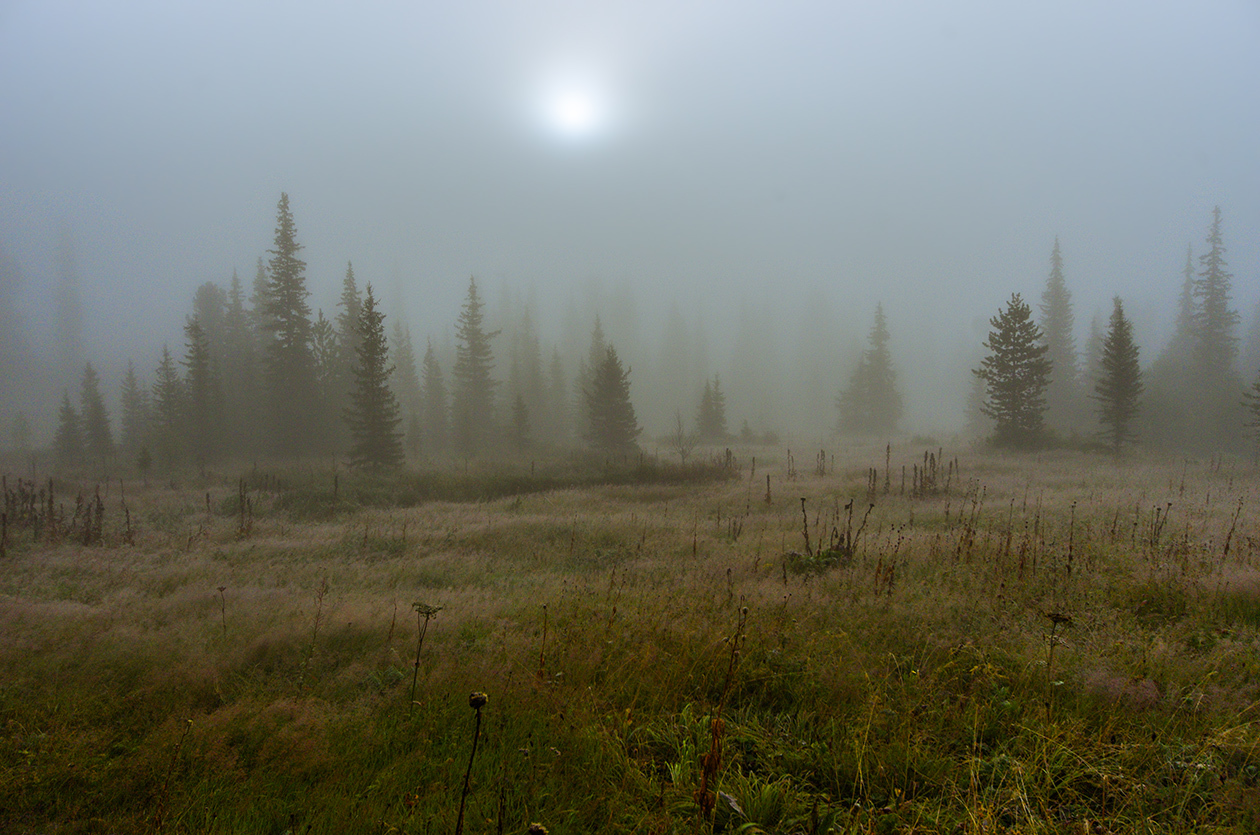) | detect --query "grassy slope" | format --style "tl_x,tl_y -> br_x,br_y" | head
3,446 -> 1260,834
